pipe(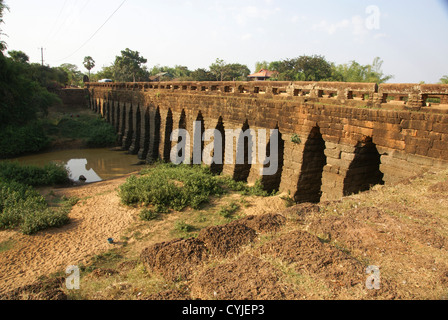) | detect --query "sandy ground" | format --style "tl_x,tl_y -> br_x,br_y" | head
0,174 -> 141,294
0,173 -> 287,295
